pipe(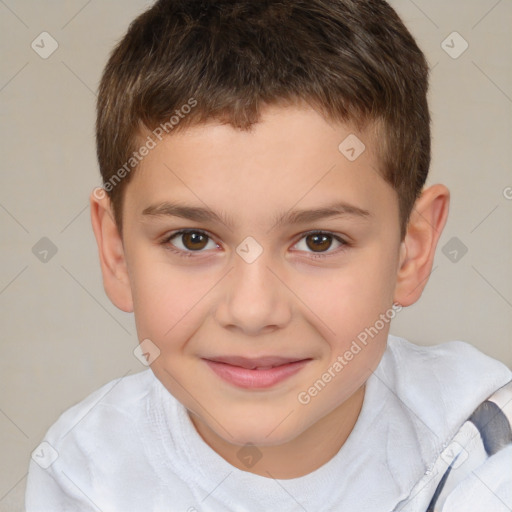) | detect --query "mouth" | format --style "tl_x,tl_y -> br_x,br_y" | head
202,355 -> 312,389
